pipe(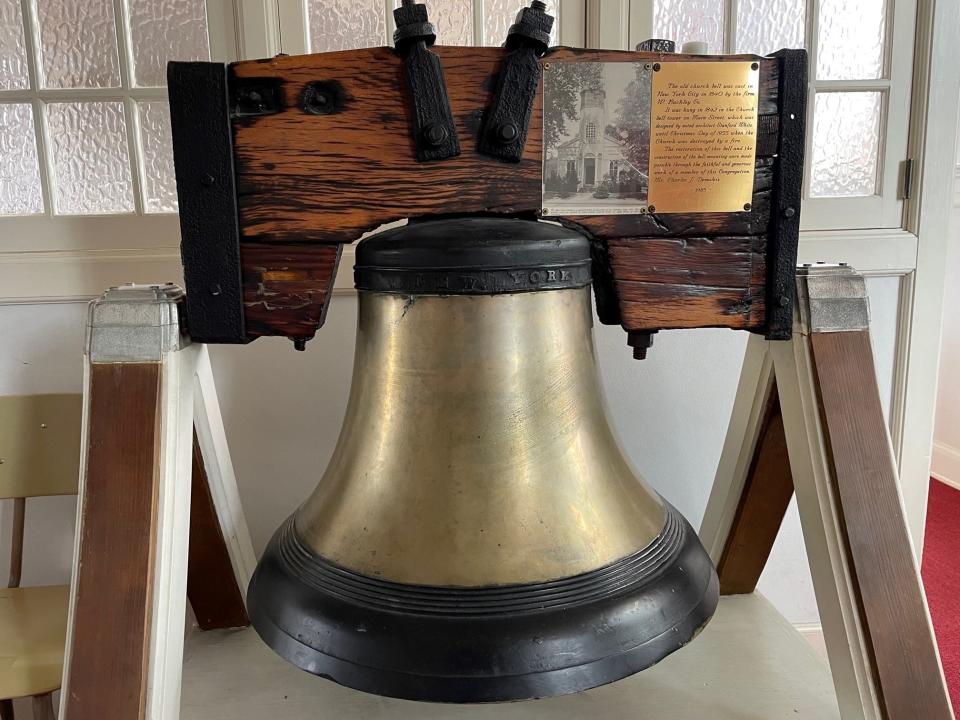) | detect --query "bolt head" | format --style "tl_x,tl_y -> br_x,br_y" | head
495,123 -> 519,143
783,206 -> 796,218
778,294 -> 790,307
201,173 -> 215,187
423,123 -> 448,147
